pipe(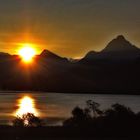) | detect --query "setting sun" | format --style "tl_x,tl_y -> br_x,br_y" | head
15,96 -> 39,117
18,44 -> 36,62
